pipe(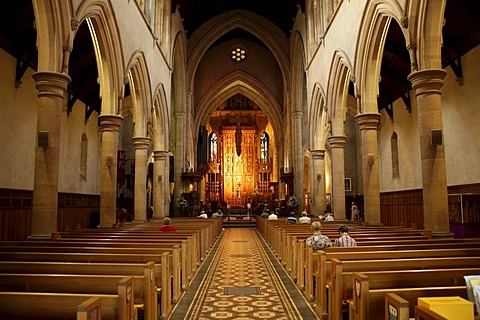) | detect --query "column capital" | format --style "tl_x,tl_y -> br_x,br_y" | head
98,114 -> 123,132
407,69 -> 447,96
32,71 -> 71,98
328,135 -> 347,148
132,136 -> 151,150
292,111 -> 303,118
356,112 -> 380,131
153,150 -> 169,161
310,149 -> 325,160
